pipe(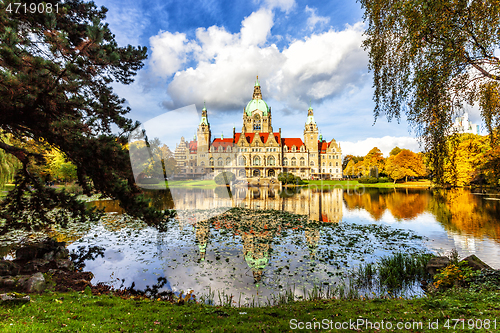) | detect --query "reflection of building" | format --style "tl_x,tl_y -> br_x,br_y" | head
174,78 -> 342,180
451,112 -> 480,135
